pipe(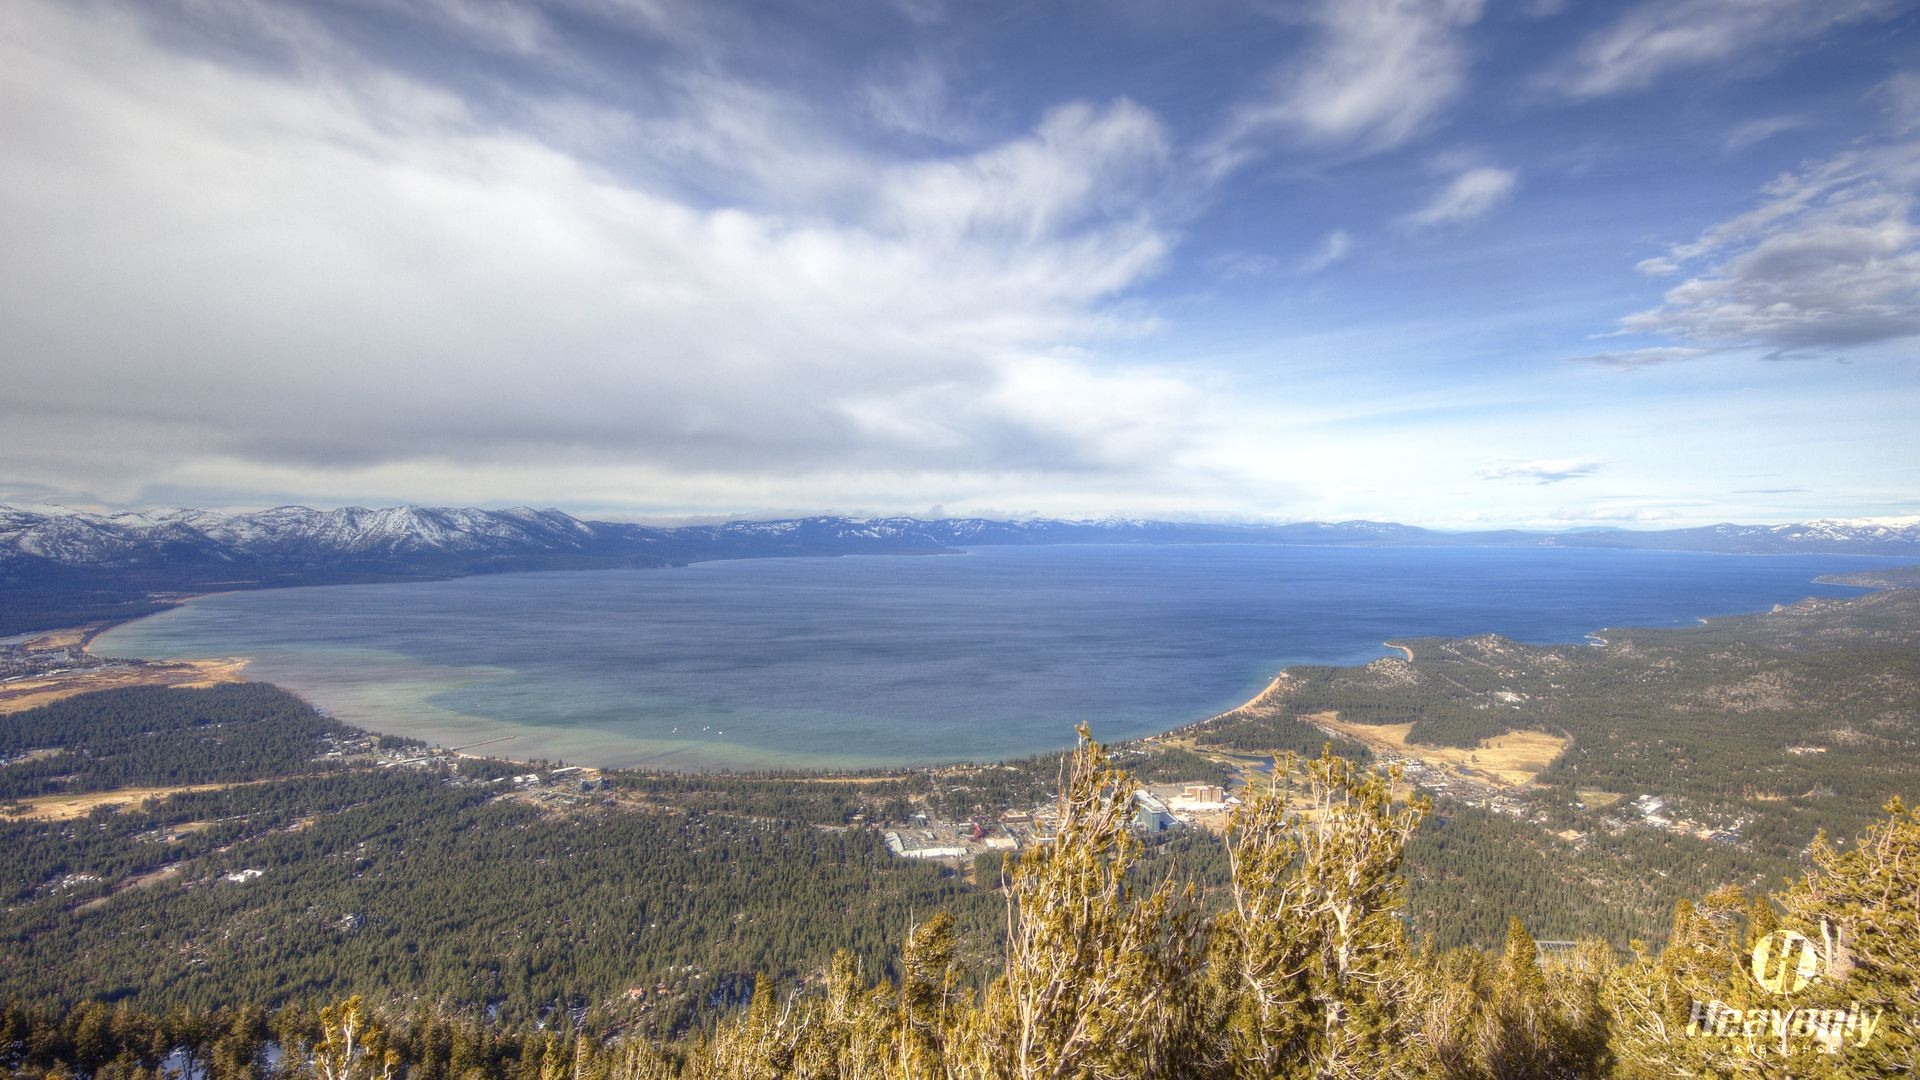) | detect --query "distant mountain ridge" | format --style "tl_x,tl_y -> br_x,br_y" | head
6,504 -> 1920,566
3,503 -> 1918,635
